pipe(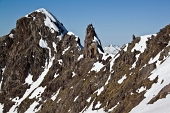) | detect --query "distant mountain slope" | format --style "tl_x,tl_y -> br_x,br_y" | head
0,8 -> 170,113
103,44 -> 120,55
